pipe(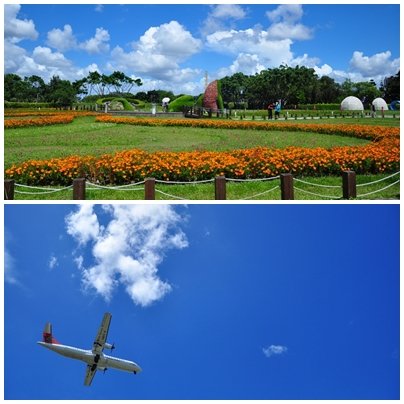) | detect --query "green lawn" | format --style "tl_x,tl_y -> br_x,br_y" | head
4,116 -> 374,167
